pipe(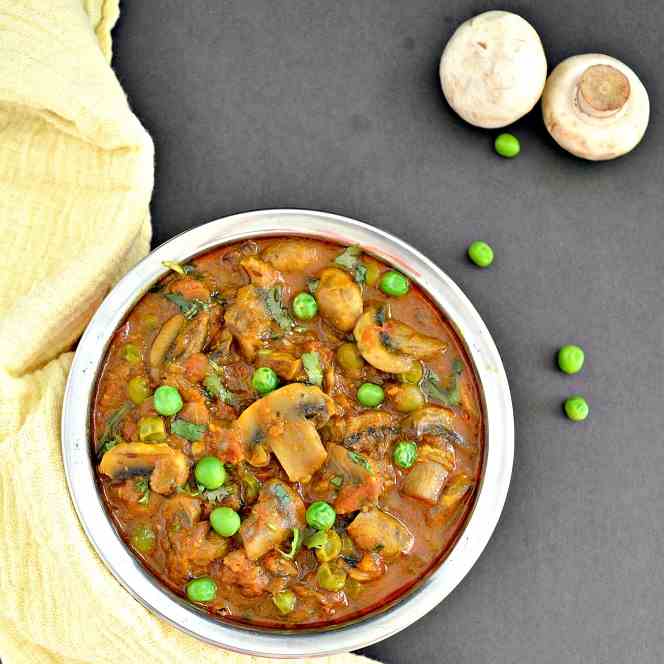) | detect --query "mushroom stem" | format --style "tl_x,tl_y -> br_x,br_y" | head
576,65 -> 630,119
